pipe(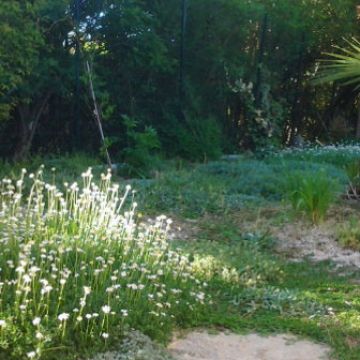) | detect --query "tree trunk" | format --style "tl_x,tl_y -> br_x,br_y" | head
13,93 -> 51,161
356,99 -> 360,138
